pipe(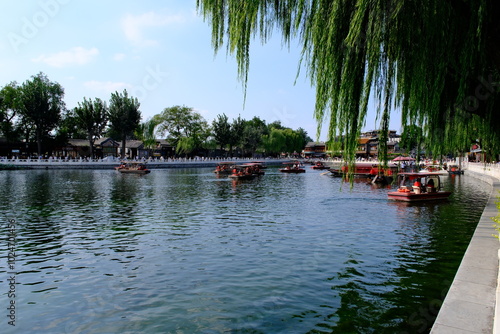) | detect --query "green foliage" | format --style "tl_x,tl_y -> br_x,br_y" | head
176,137 -> 197,155
73,97 -> 108,157
241,116 -> 268,155
212,113 -> 232,150
0,82 -> 22,141
263,127 -> 306,155
19,72 -> 65,155
228,115 -> 244,155
400,125 -> 423,156
108,89 -> 141,158
135,118 -> 160,154
492,193 -> 500,239
55,109 -> 87,143
155,105 -> 210,155
197,0 -> 500,164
